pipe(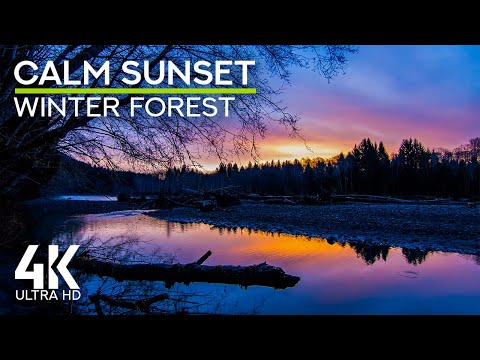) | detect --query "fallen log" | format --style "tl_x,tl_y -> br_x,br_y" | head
193,199 -> 216,212
71,253 -> 300,290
